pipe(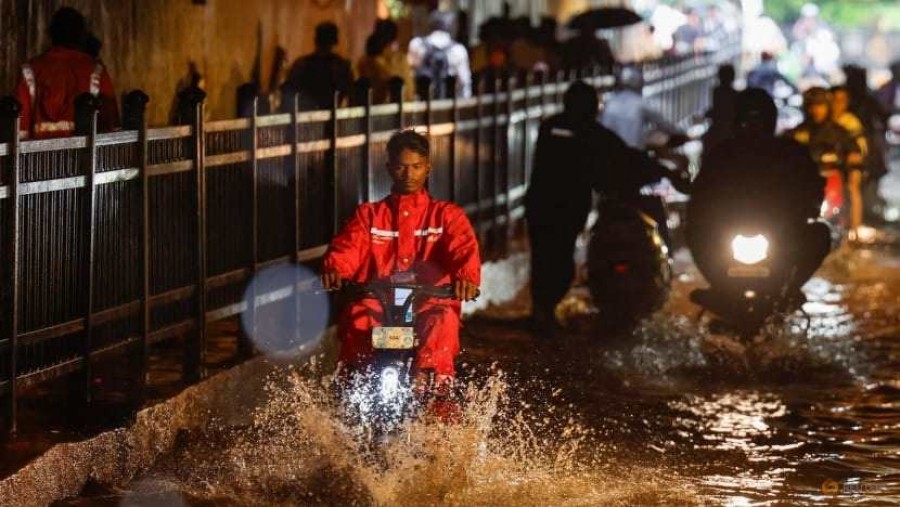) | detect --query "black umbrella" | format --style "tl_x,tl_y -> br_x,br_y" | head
567,7 -> 643,31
